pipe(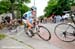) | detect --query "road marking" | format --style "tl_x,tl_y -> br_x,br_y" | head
5,34 -> 35,49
